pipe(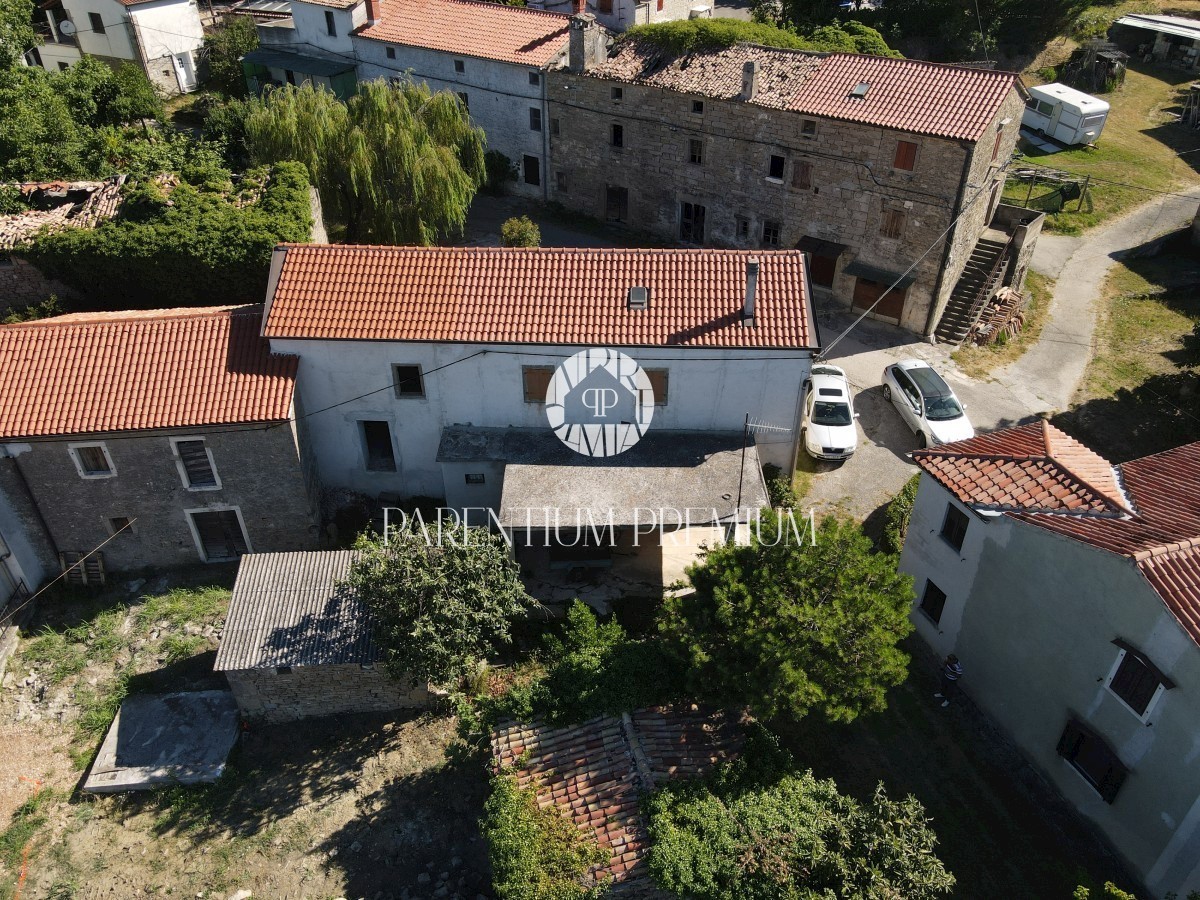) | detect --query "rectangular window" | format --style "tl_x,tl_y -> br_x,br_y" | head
767,154 -> 785,181
457,91 -> 469,110
555,170 -> 568,192
523,154 -> 541,186
940,505 -> 969,551
735,216 -> 749,239
809,252 -> 836,288
528,71 -> 540,86
188,509 -> 250,562
692,99 -> 704,114
688,138 -> 703,165
599,0 -> 613,12
605,185 -> 628,223
172,438 -> 219,490
656,0 -> 663,10
792,160 -> 812,190
392,364 -> 425,398
69,443 -> 114,479
465,473 -> 486,485
57,61 -> 70,71
324,10 -> 336,36
1057,720 -> 1128,803
761,220 -> 781,247
893,139 -> 918,171
550,117 -> 560,136
610,123 -> 624,147
1107,640 -> 1172,718
680,201 -> 705,243
285,69 -> 296,86
88,12 -> 104,34
880,209 -> 906,240
529,107 -> 542,131
523,366 -> 554,403
360,421 -> 396,472
454,59 -> 465,73
386,46 -> 396,59
107,516 -> 133,536
800,118 -> 817,138
645,369 -> 669,406
919,580 -> 947,625
611,86 -> 623,101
